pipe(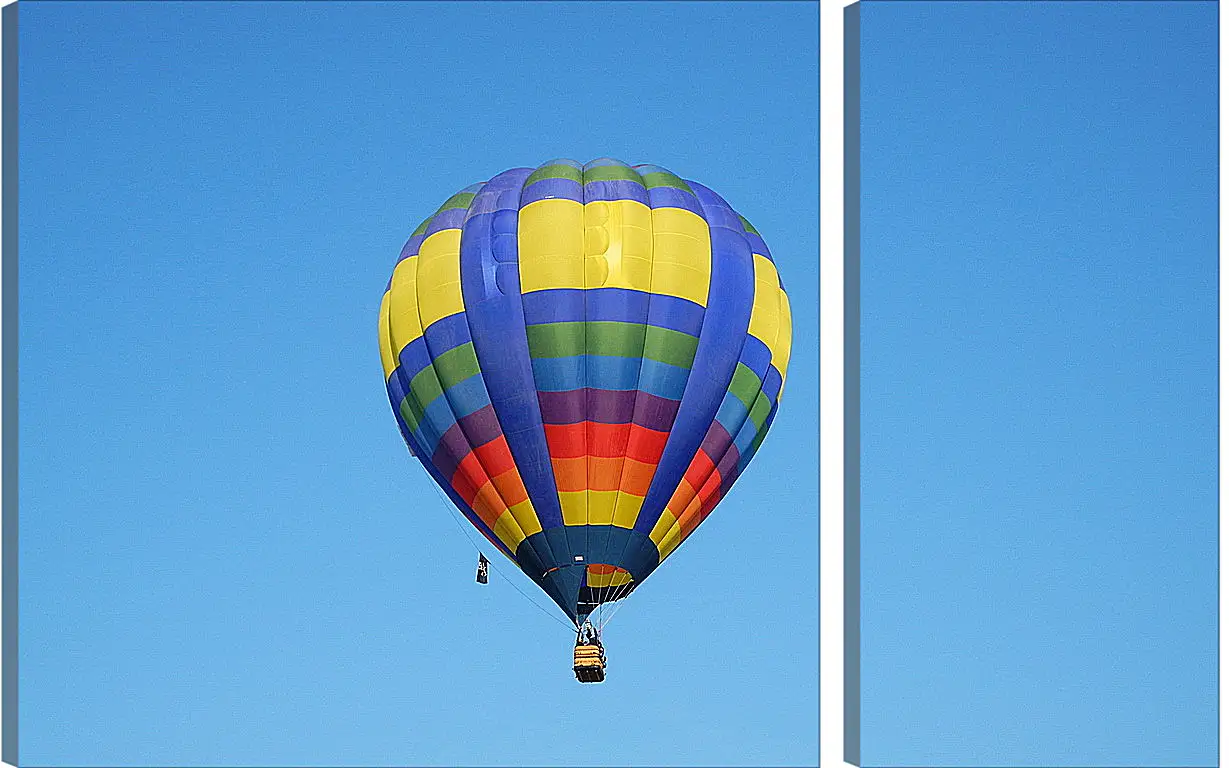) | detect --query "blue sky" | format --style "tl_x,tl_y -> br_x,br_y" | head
16,2 -> 818,766
858,2 -> 1216,766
